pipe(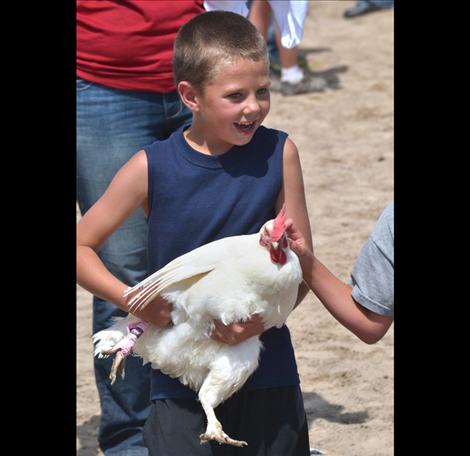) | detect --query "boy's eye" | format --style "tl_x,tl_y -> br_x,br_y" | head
227,92 -> 242,100
257,88 -> 269,96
